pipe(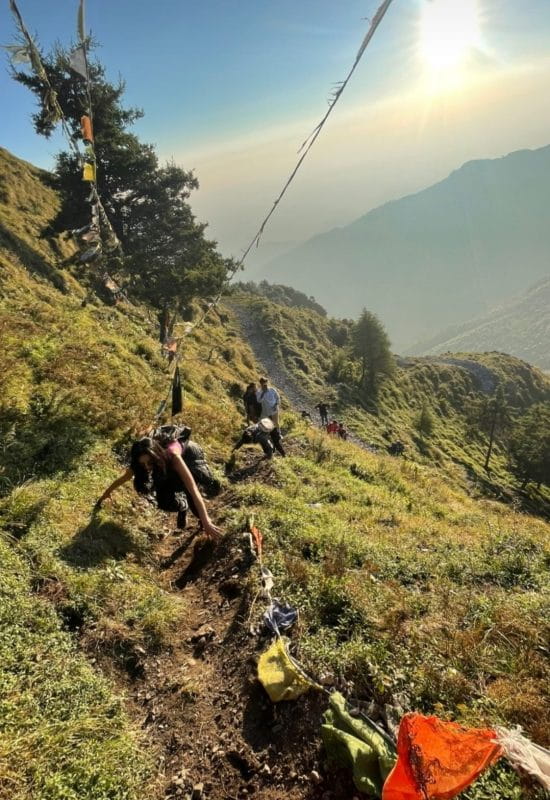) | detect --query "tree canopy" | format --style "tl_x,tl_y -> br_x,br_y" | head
509,403 -> 550,488
350,308 -> 394,397
12,43 -> 229,313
